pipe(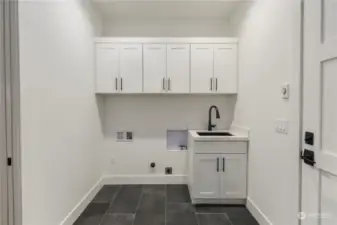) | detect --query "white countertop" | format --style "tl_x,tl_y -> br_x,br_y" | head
189,125 -> 249,142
